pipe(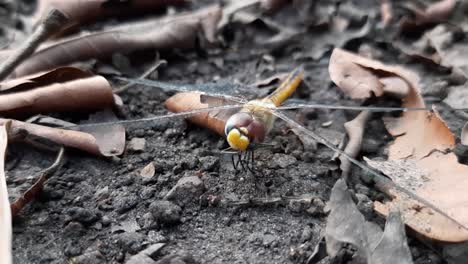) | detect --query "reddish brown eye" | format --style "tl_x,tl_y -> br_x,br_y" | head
224,112 -> 253,135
